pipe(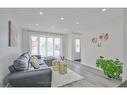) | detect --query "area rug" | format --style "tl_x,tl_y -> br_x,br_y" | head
51,68 -> 84,87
